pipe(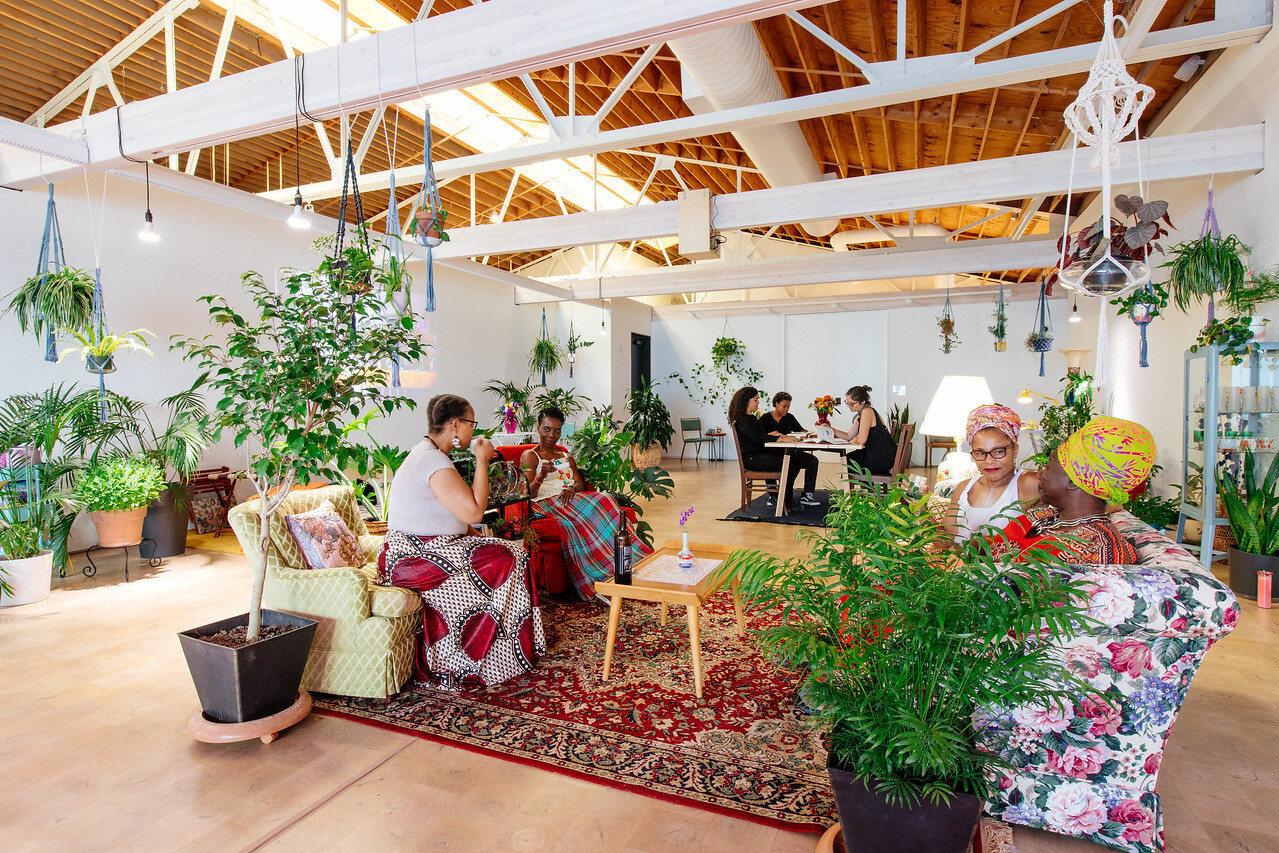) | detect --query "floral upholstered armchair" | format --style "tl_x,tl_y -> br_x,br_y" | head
978,510 -> 1239,853
228,485 -> 421,699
